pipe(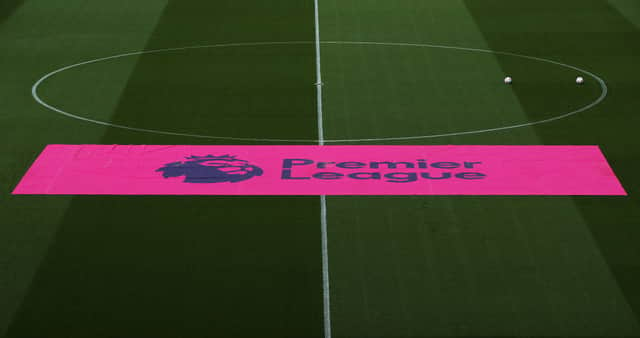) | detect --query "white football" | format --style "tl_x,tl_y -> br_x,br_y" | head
504,77 -> 513,84
576,76 -> 585,84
